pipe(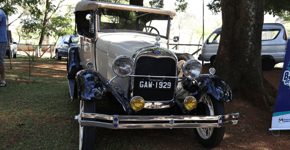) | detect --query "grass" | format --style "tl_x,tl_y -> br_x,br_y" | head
0,55 -> 206,150
2,54 -> 285,150
0,56 -> 79,149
